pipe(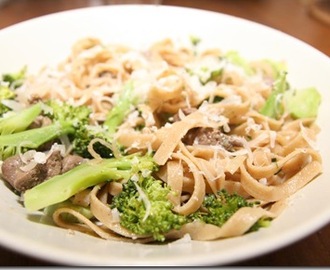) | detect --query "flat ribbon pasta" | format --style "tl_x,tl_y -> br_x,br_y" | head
240,160 -> 322,202
167,207 -> 275,241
